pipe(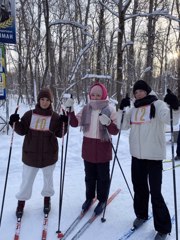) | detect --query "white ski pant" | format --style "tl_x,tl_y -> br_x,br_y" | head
16,163 -> 56,200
